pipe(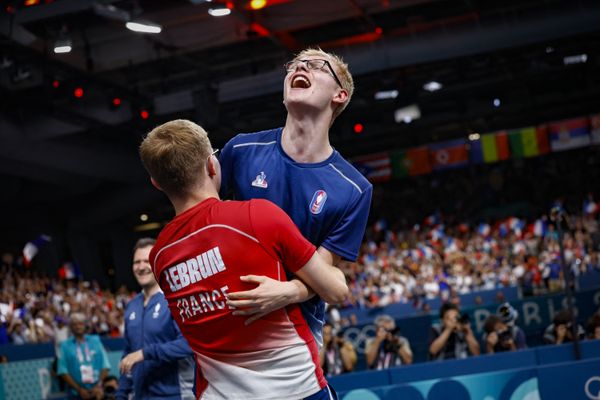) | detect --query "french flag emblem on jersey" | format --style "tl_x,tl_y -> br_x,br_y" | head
310,190 -> 327,215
